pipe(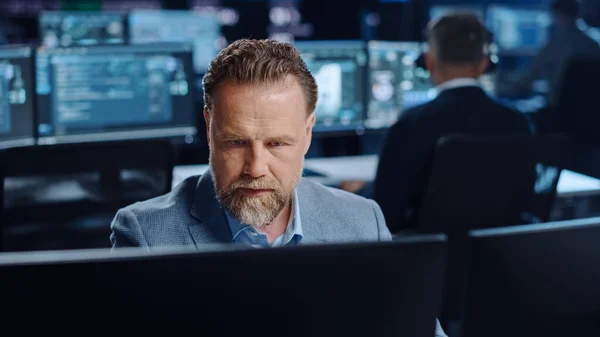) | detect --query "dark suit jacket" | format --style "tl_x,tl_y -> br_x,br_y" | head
373,86 -> 532,233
